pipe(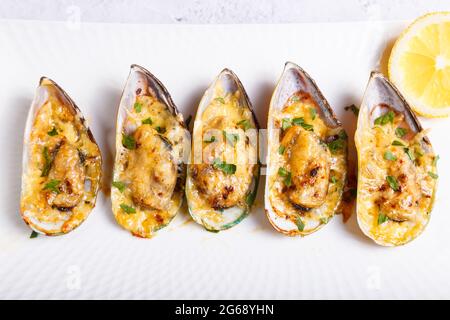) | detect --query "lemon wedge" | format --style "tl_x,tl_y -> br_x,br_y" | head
389,12 -> 450,118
